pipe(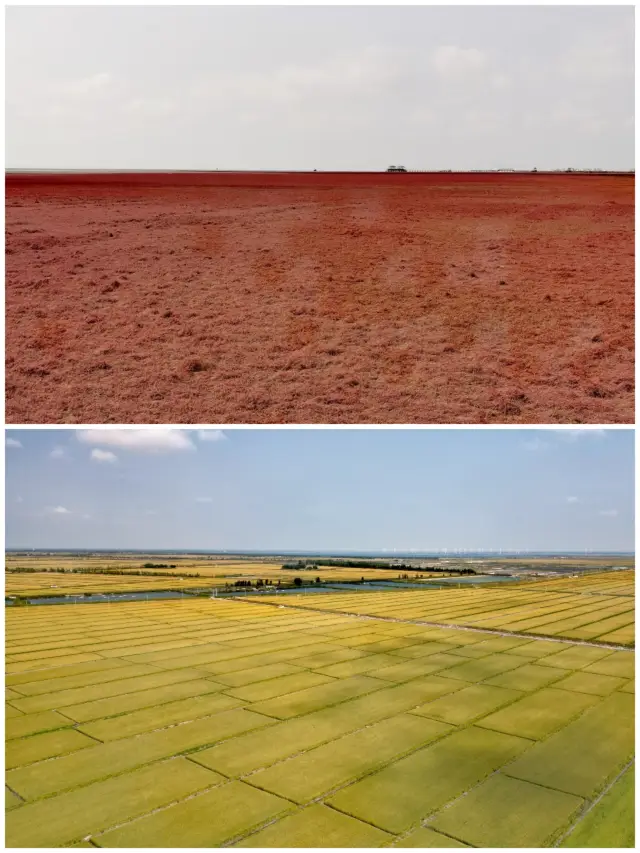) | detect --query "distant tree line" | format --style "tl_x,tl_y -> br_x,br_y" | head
7,567 -> 202,578
281,559 -> 475,575
231,577 -> 323,589
282,559 -> 393,569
